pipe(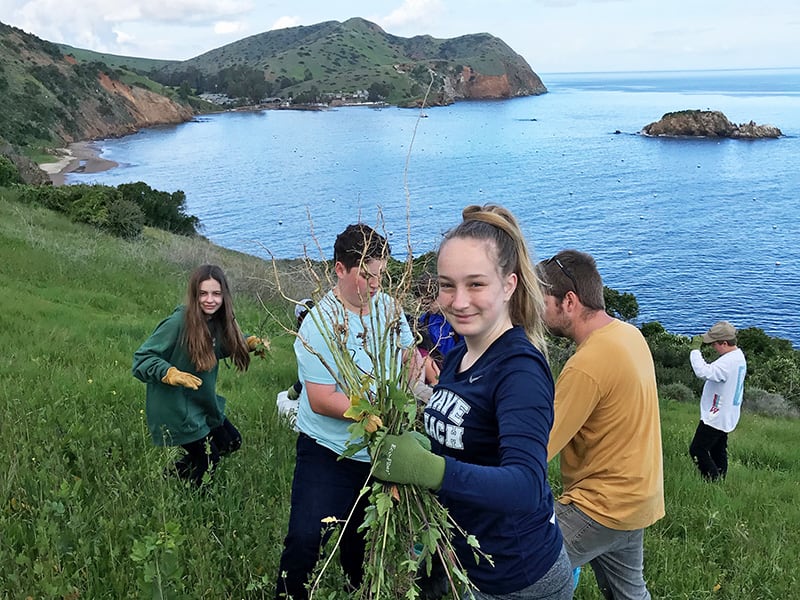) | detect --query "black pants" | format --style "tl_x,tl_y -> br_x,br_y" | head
210,417 -> 243,456
275,434 -> 370,600
176,418 -> 241,486
689,420 -> 728,481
